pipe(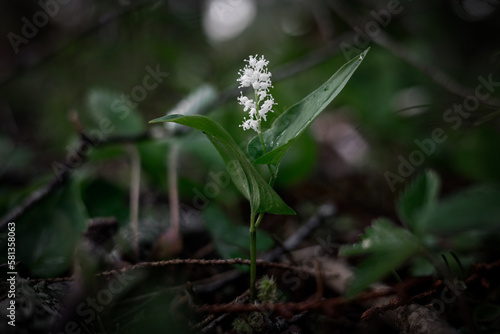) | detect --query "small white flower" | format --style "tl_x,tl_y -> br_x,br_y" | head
257,90 -> 267,102
240,117 -> 259,132
237,54 -> 276,133
237,94 -> 255,112
260,97 -> 275,114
